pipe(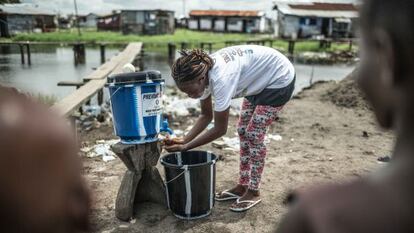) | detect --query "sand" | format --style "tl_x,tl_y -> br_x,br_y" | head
80,76 -> 394,233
